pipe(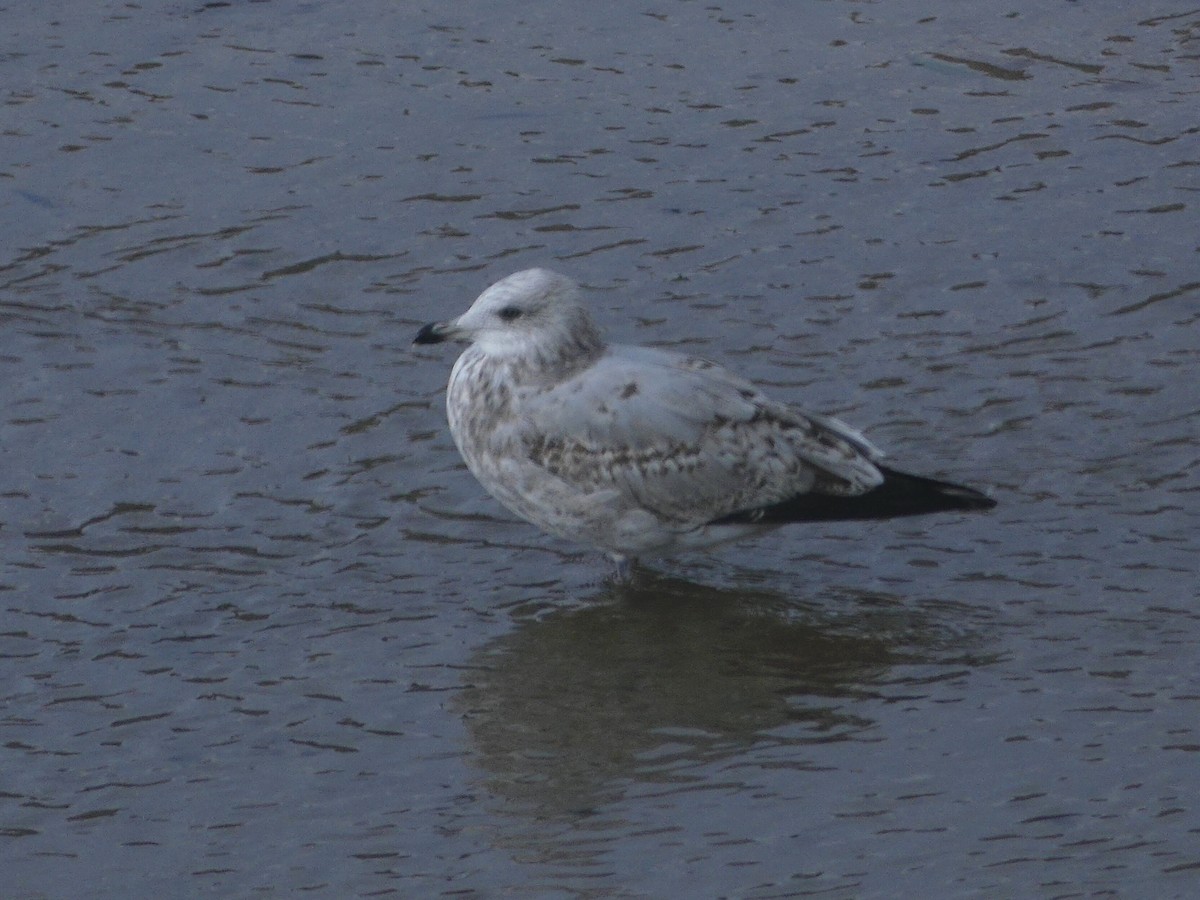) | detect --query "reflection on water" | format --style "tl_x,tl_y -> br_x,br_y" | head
458,572 -> 993,822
